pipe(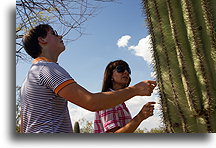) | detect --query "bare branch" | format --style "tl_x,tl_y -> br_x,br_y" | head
16,0 -> 116,63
